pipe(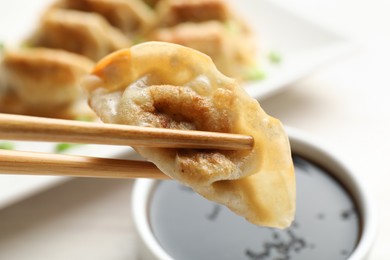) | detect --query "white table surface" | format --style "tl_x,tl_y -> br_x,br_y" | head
1,0 -> 390,259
